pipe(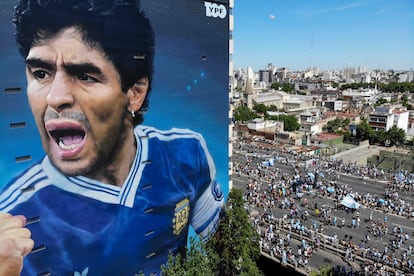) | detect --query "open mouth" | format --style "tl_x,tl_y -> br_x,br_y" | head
48,128 -> 86,151
46,120 -> 86,151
